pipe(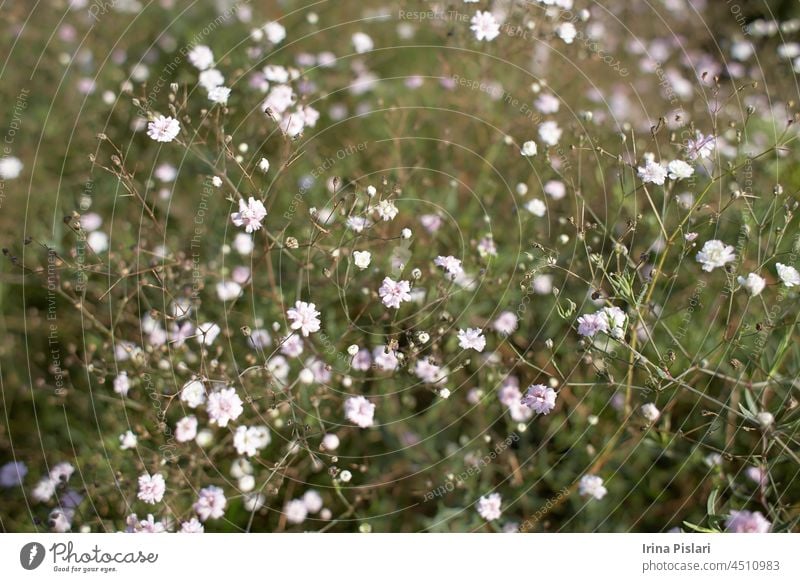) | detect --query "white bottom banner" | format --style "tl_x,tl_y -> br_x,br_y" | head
1,533 -> 797,581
